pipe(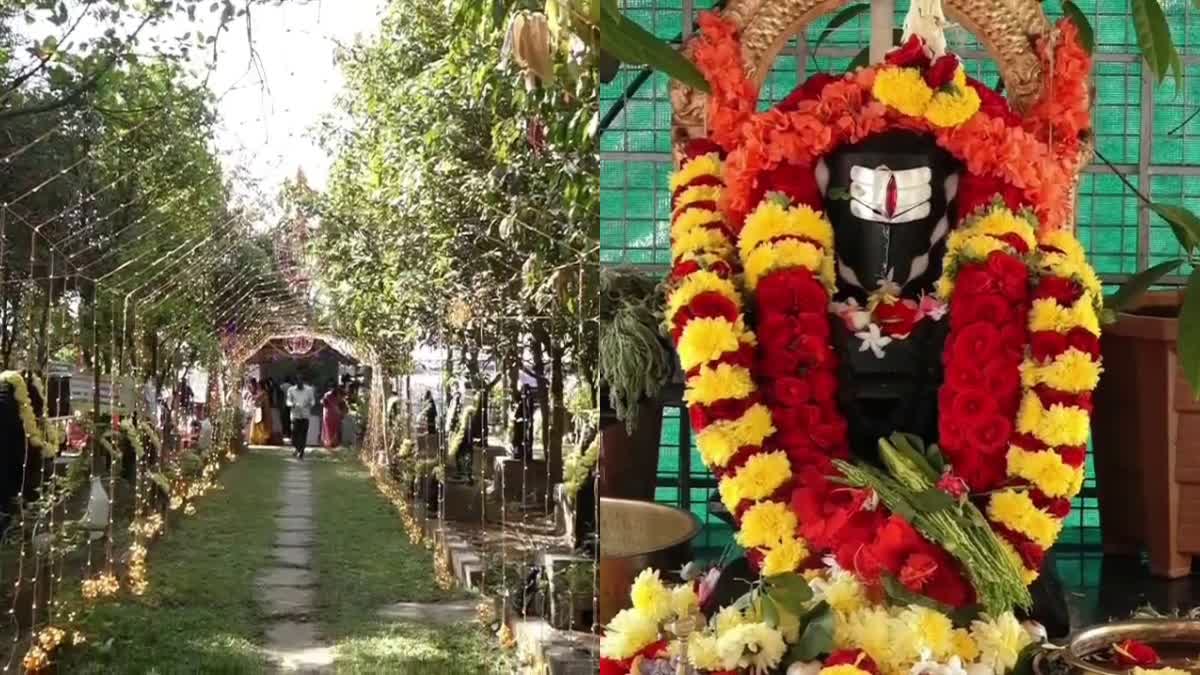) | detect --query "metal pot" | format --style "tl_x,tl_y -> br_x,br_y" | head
1042,618 -> 1200,674
598,497 -> 700,625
